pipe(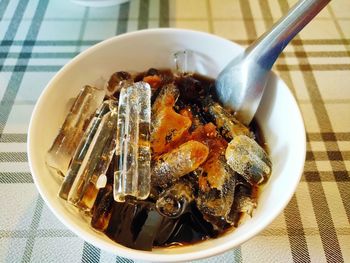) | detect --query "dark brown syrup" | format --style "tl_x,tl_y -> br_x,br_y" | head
91,69 -> 267,251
